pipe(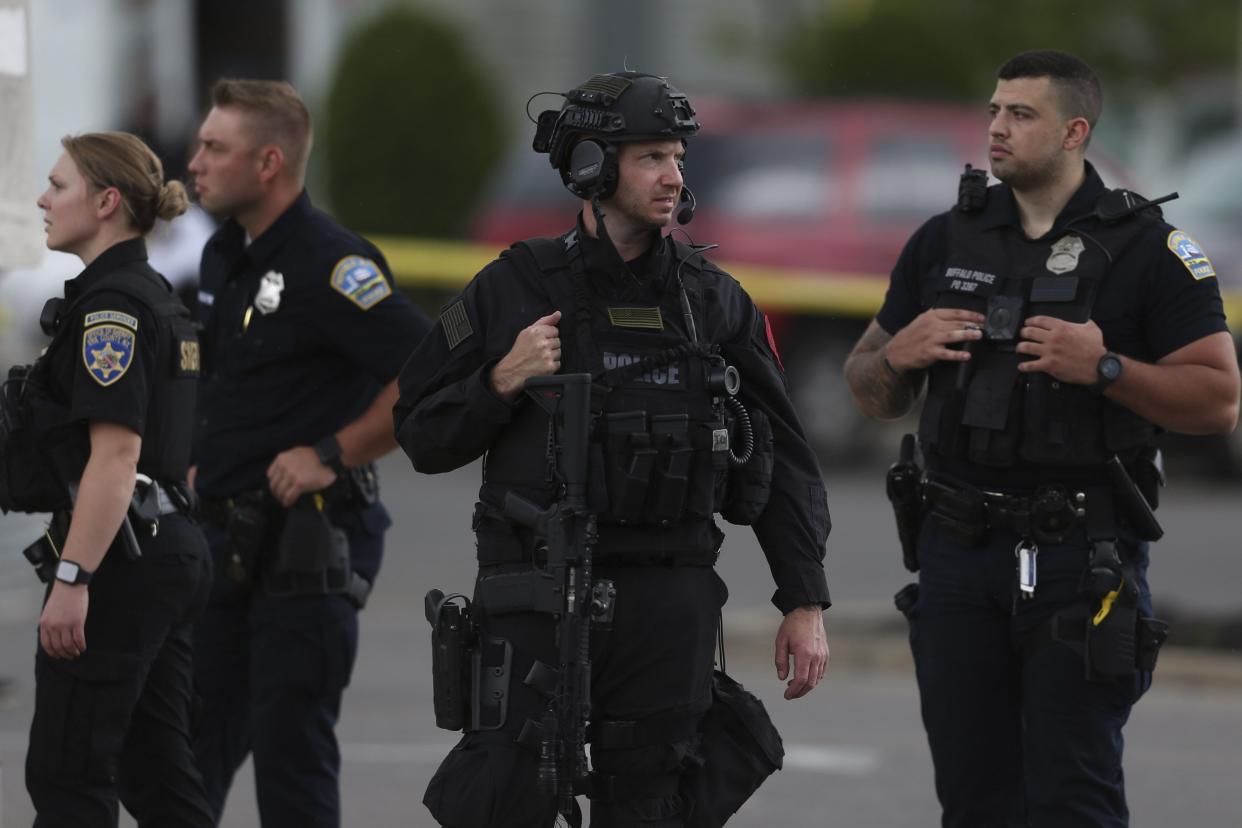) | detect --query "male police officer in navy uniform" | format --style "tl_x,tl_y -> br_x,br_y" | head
186,79 -> 430,827
395,71 -> 831,827
845,51 -> 1240,827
